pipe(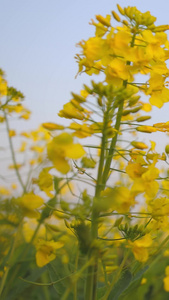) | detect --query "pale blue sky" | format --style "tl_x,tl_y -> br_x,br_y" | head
1,0 -> 169,130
